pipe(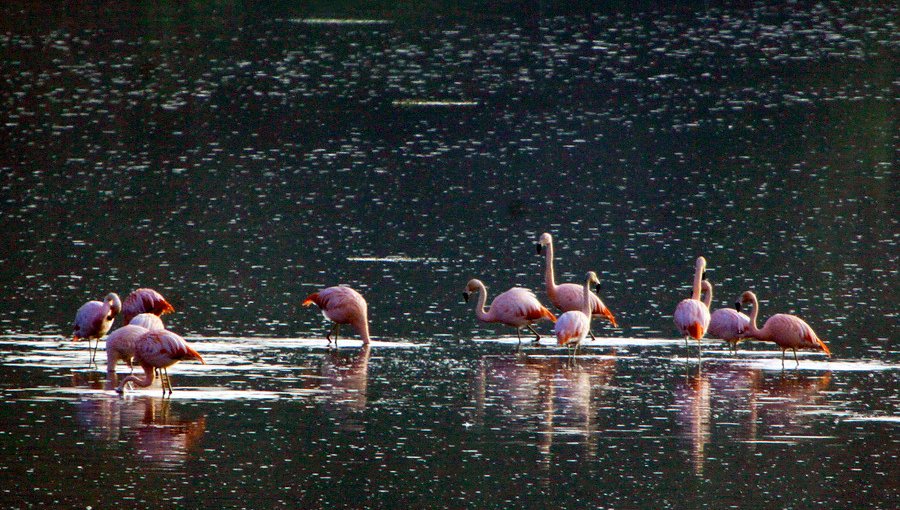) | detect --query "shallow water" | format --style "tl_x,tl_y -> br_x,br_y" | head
1,1 -> 897,508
